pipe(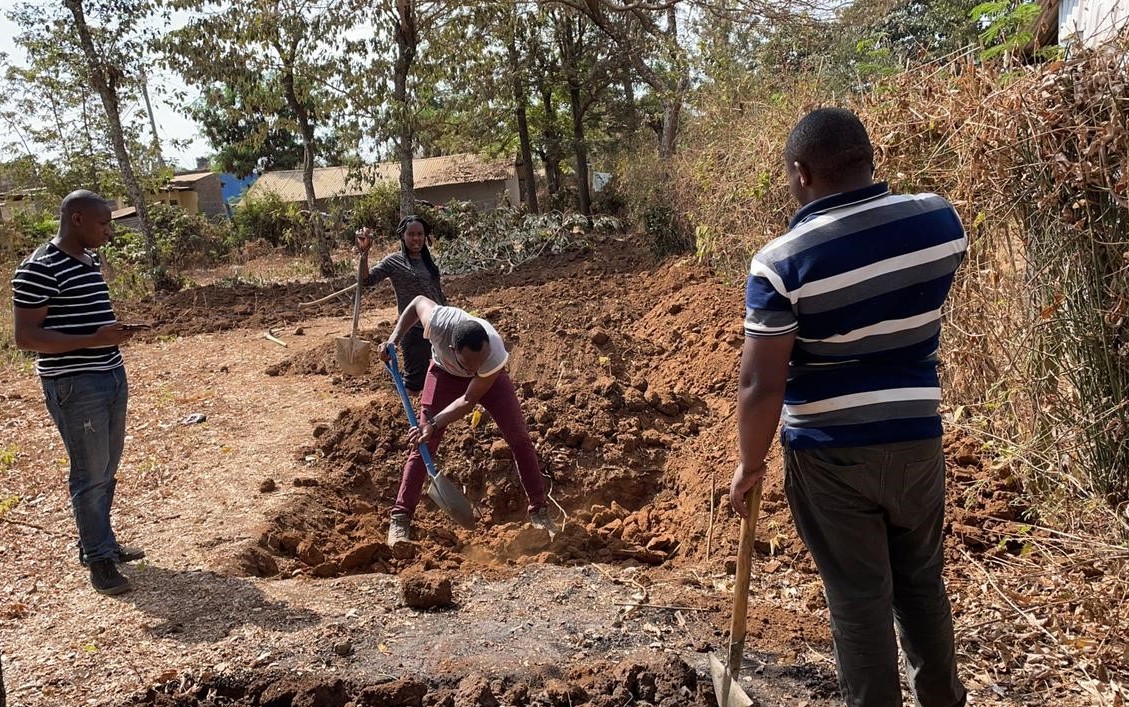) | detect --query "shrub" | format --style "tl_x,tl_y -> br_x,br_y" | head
0,211 -> 58,262
346,181 -> 401,238
232,193 -> 305,252
103,204 -> 232,271
436,207 -> 622,275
